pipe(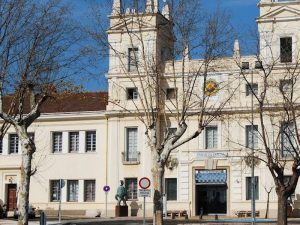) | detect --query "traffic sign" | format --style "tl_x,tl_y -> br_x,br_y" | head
139,177 -> 151,189
103,185 -> 110,192
139,189 -> 151,197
